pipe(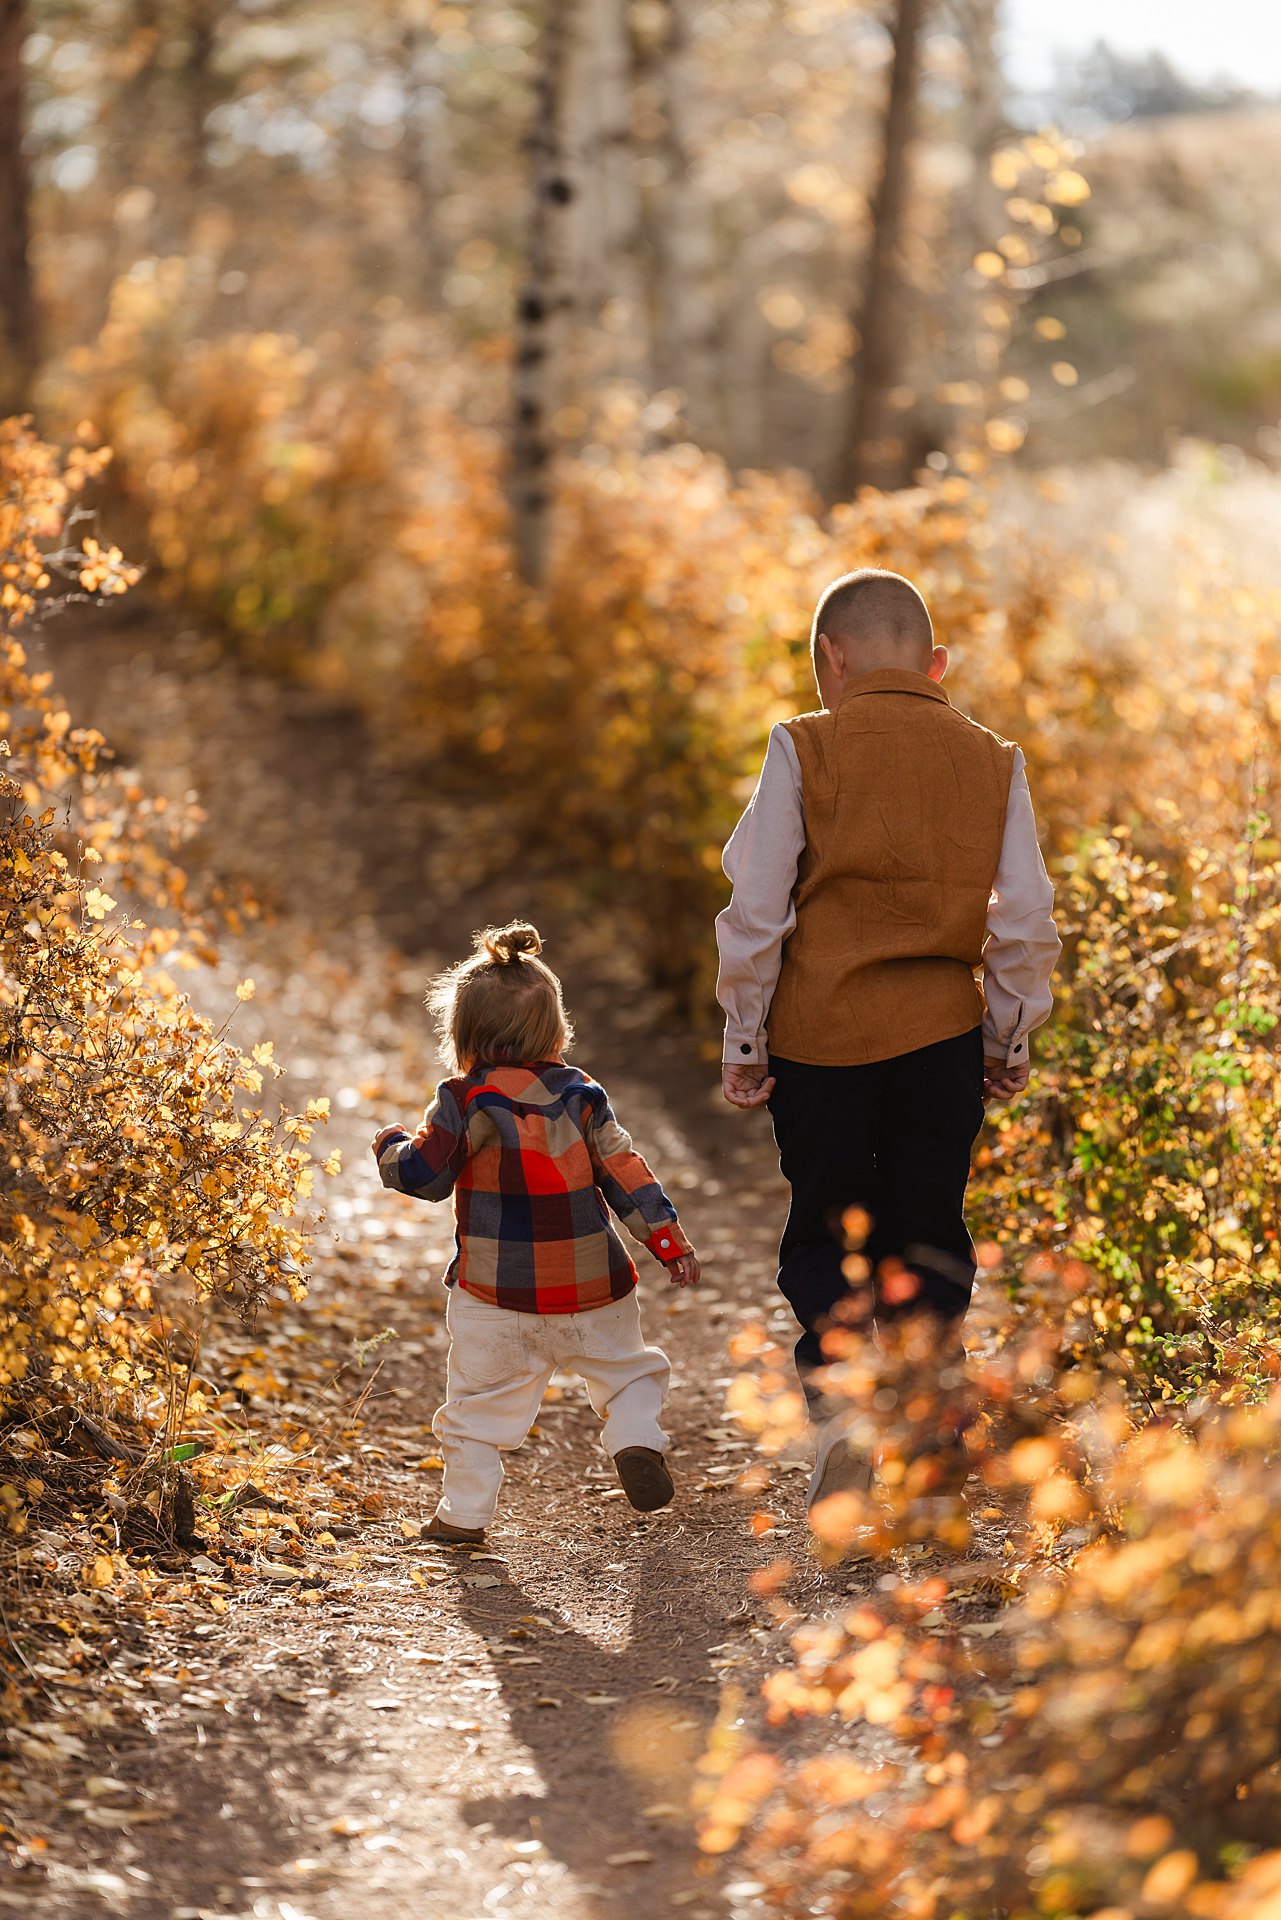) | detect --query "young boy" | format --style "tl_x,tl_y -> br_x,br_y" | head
715,568 -> 1060,1509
